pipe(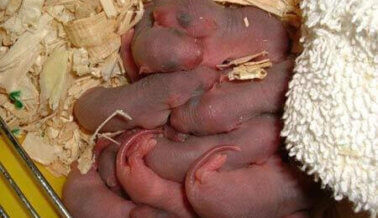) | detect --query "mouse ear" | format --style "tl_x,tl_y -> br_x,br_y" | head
153,4 -> 181,28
